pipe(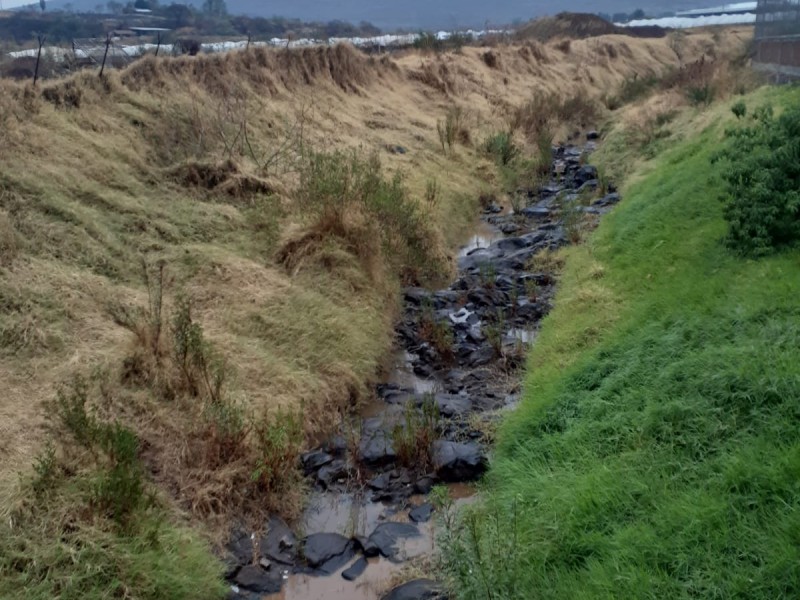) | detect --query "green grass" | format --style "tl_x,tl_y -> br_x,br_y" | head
443,86 -> 800,599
